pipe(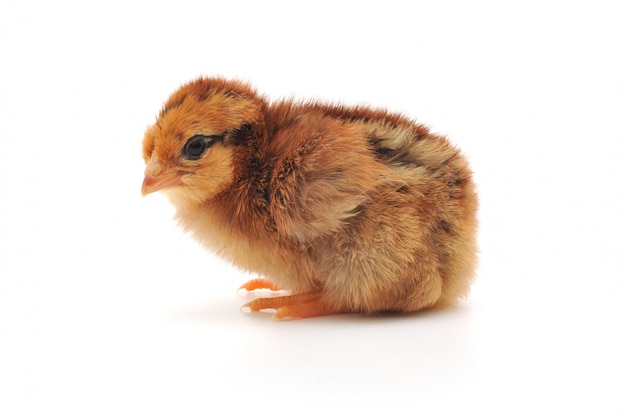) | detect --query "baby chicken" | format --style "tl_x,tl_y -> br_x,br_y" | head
141,77 -> 478,320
